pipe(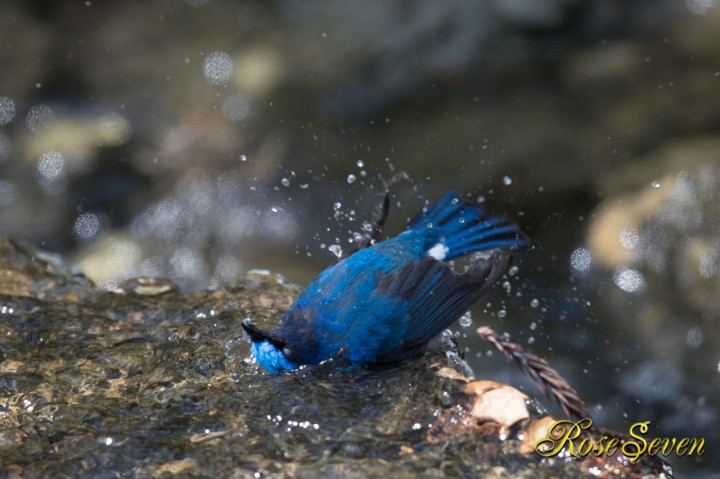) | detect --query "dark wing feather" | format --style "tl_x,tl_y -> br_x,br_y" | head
375,253 -> 511,364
